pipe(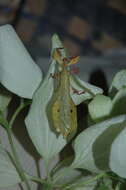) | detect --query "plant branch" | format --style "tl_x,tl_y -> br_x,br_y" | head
25,173 -> 45,184
6,99 -> 32,190
7,128 -> 31,190
9,99 -> 30,129
63,172 -> 106,190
